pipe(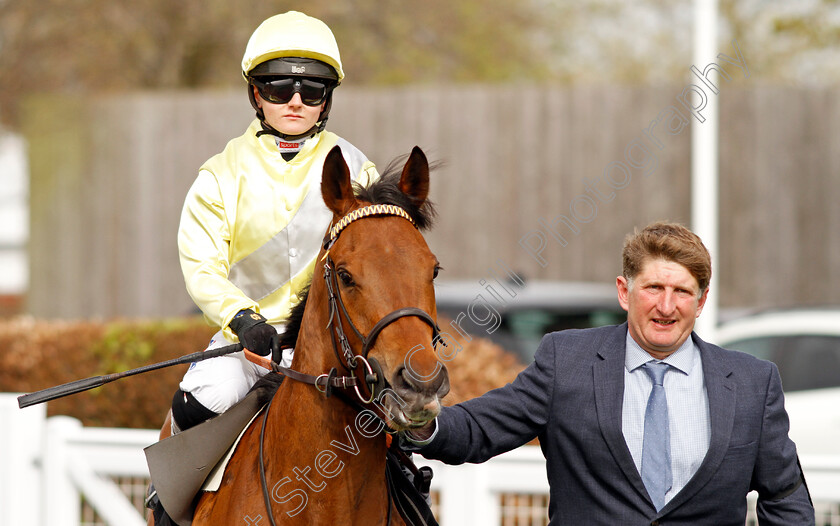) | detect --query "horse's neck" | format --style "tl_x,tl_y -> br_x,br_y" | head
291,273 -> 355,375
286,320 -> 374,441
277,288 -> 387,461
265,326 -> 390,518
